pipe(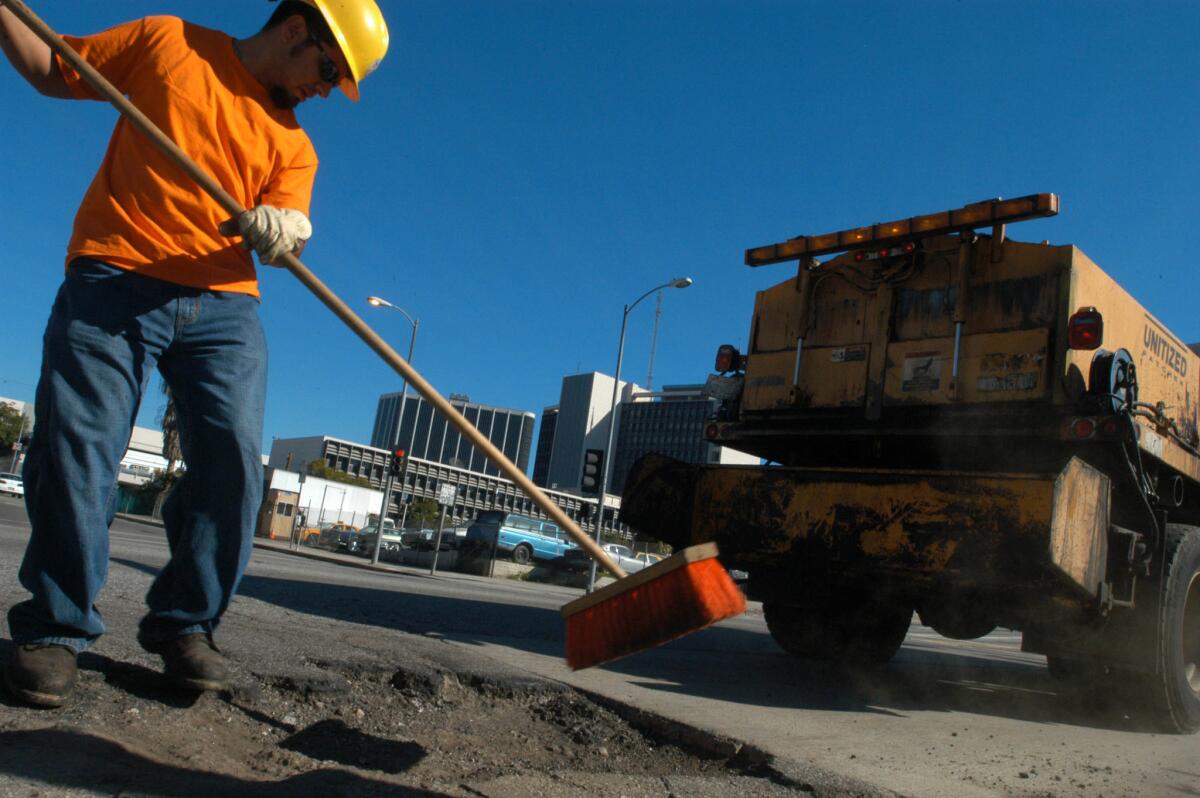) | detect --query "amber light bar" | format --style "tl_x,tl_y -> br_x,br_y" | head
744,193 -> 1060,267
